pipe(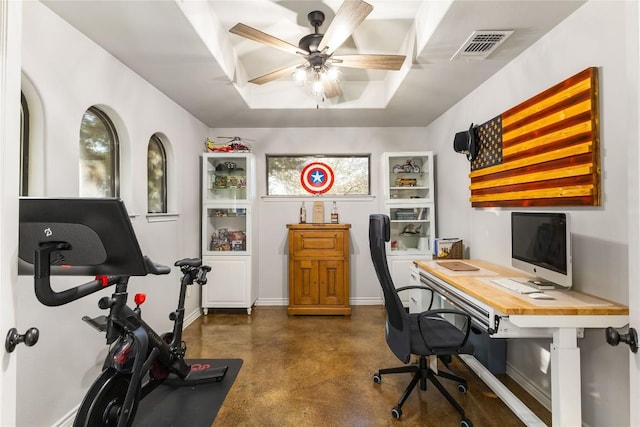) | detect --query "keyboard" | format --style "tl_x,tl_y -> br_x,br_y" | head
490,278 -> 538,294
